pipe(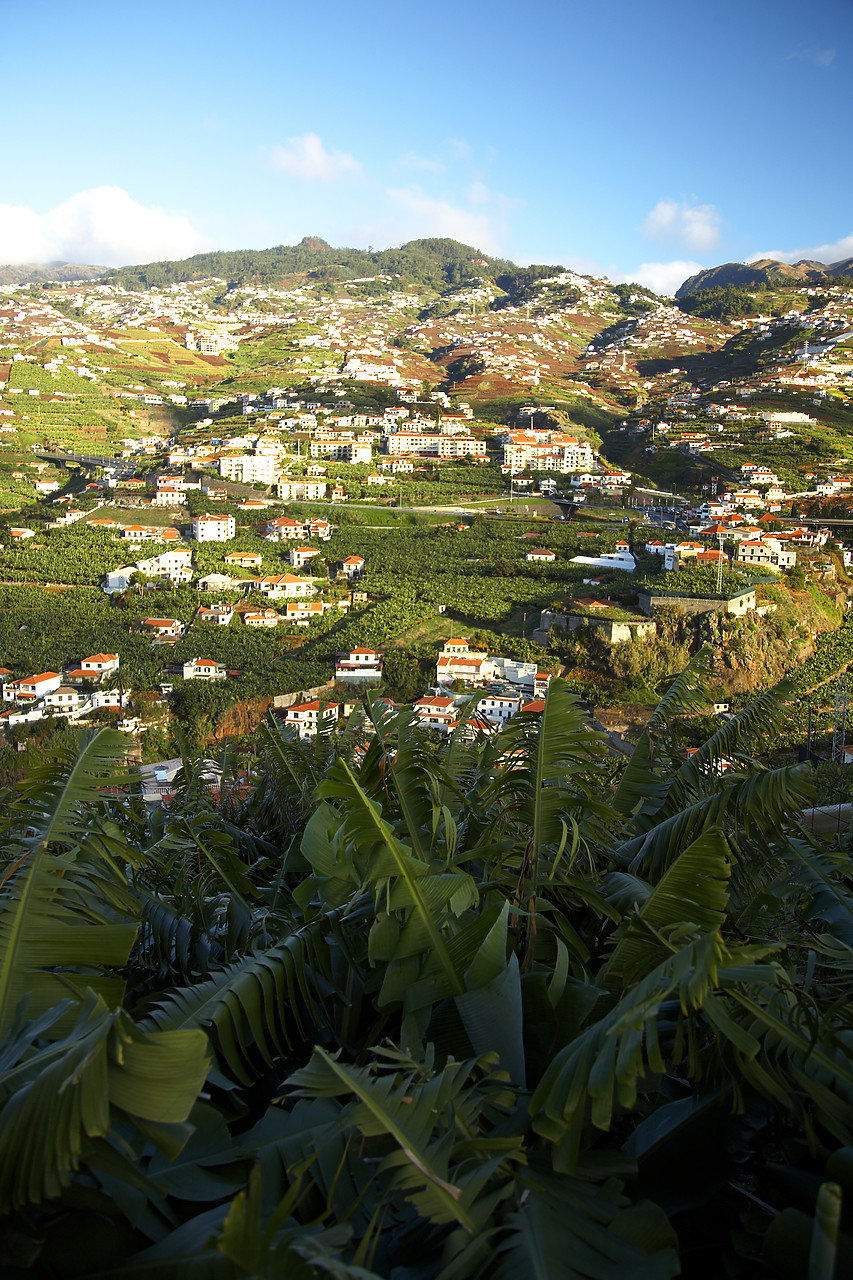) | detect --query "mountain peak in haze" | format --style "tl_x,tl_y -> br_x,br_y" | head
676,256 -> 853,297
